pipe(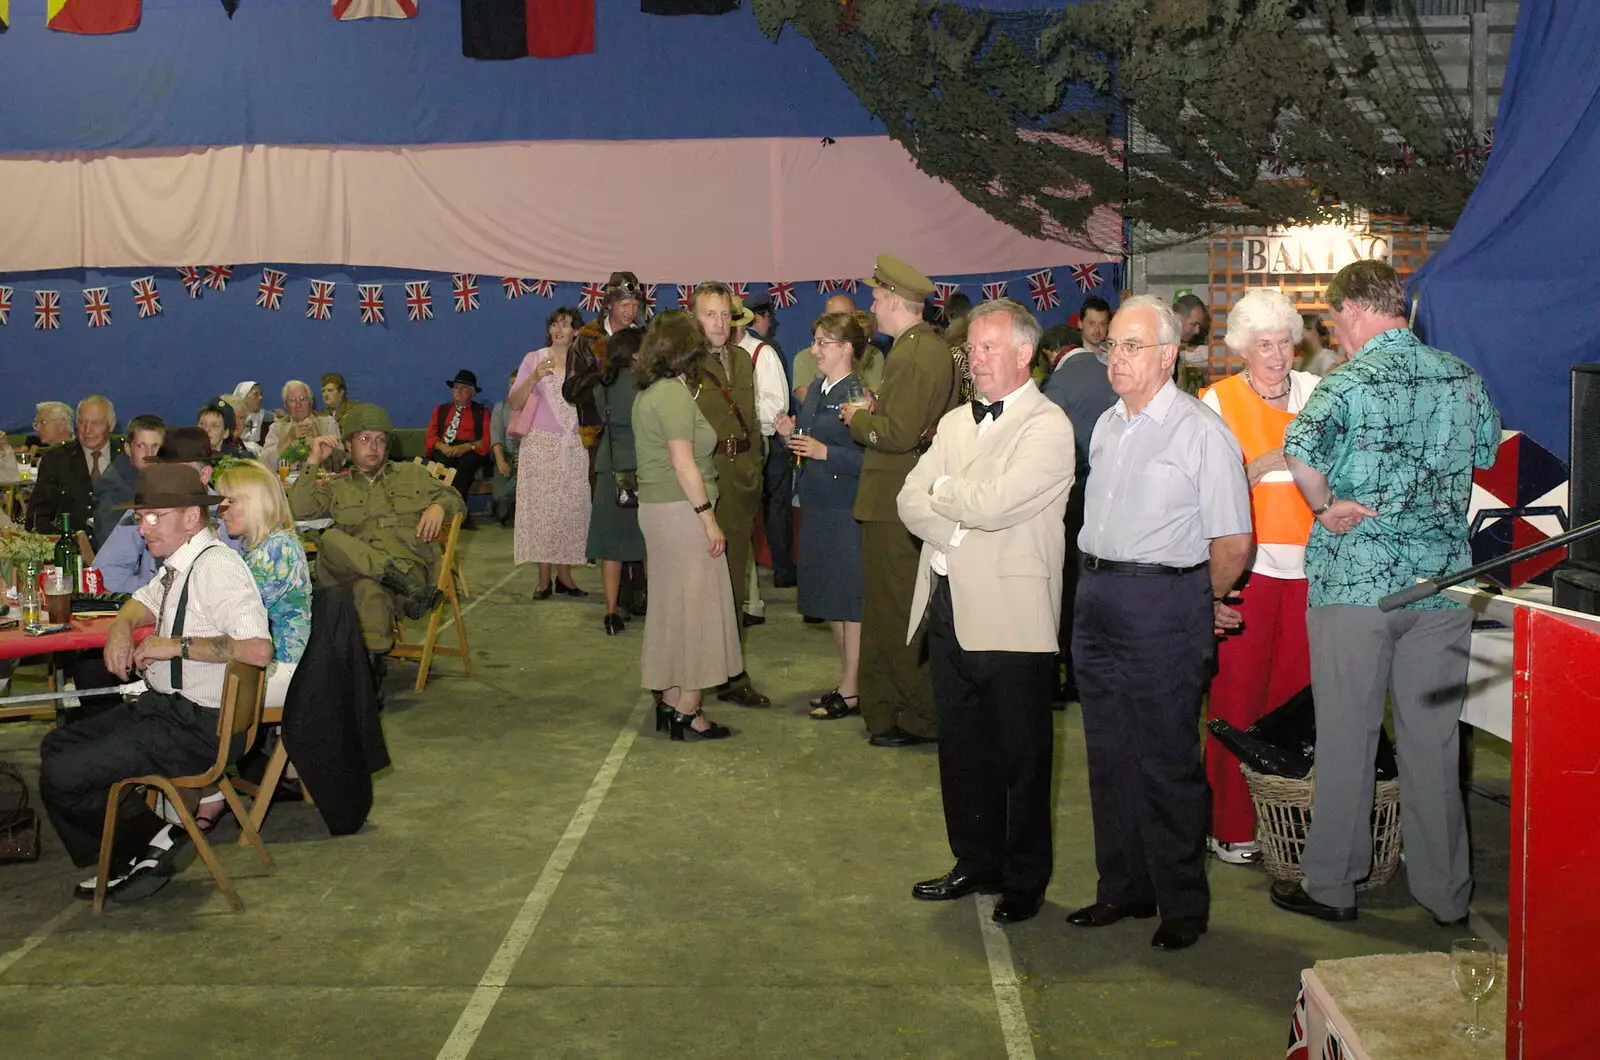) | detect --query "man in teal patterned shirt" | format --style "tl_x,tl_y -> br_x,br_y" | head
1271,261 -> 1500,928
